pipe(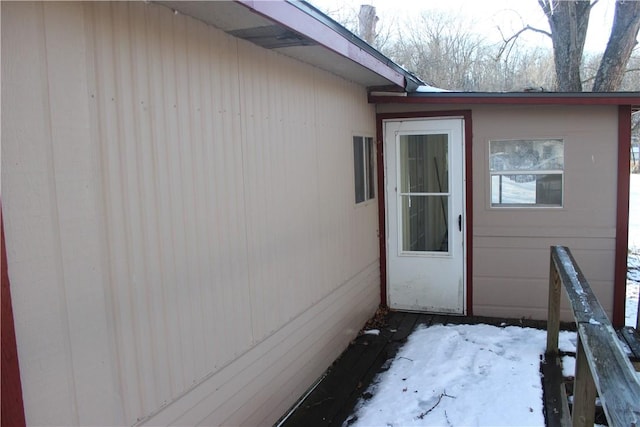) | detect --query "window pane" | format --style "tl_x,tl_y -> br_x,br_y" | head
535,174 -> 562,205
401,195 -> 448,252
491,174 -> 562,206
490,139 -> 563,207
366,138 -> 375,199
354,137 -> 364,203
399,134 -> 448,193
490,139 -> 563,172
